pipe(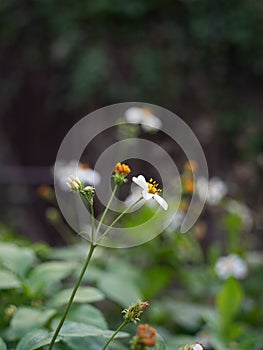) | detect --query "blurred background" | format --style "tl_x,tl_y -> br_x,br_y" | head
0,0 -> 263,245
